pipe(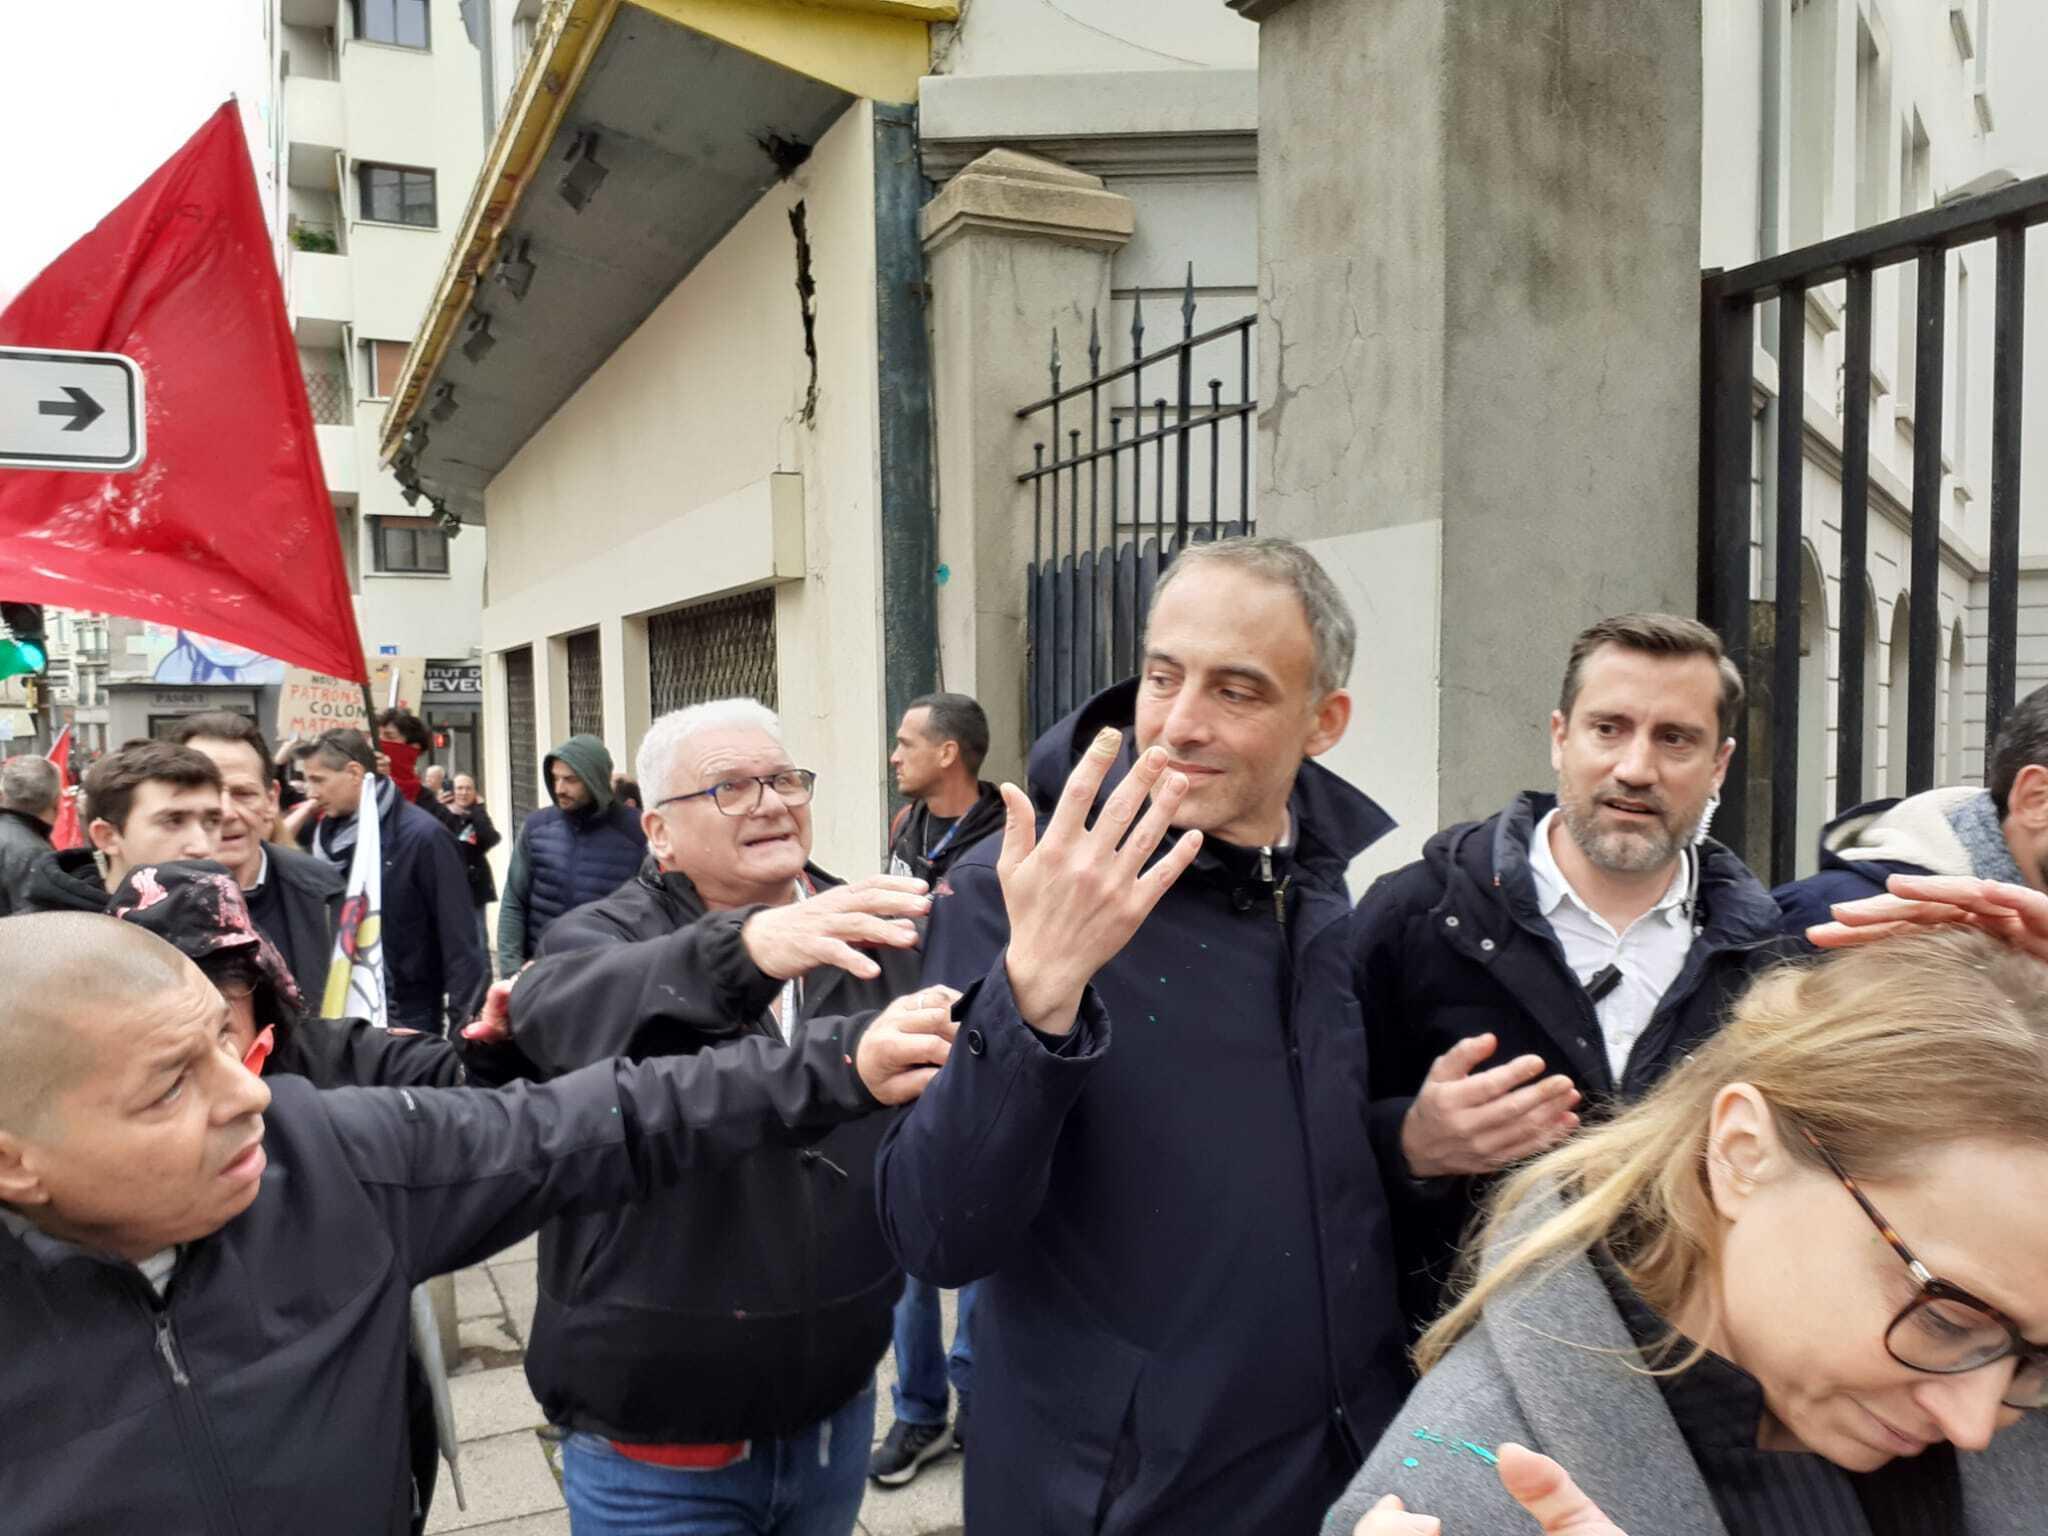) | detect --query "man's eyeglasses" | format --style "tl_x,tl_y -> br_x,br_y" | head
1797,1123 -> 2048,1409
656,769 -> 818,818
